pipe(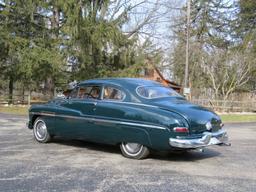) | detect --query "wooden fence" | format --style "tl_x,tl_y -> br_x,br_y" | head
191,99 -> 256,112
1,95 -> 256,112
0,95 -> 49,105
